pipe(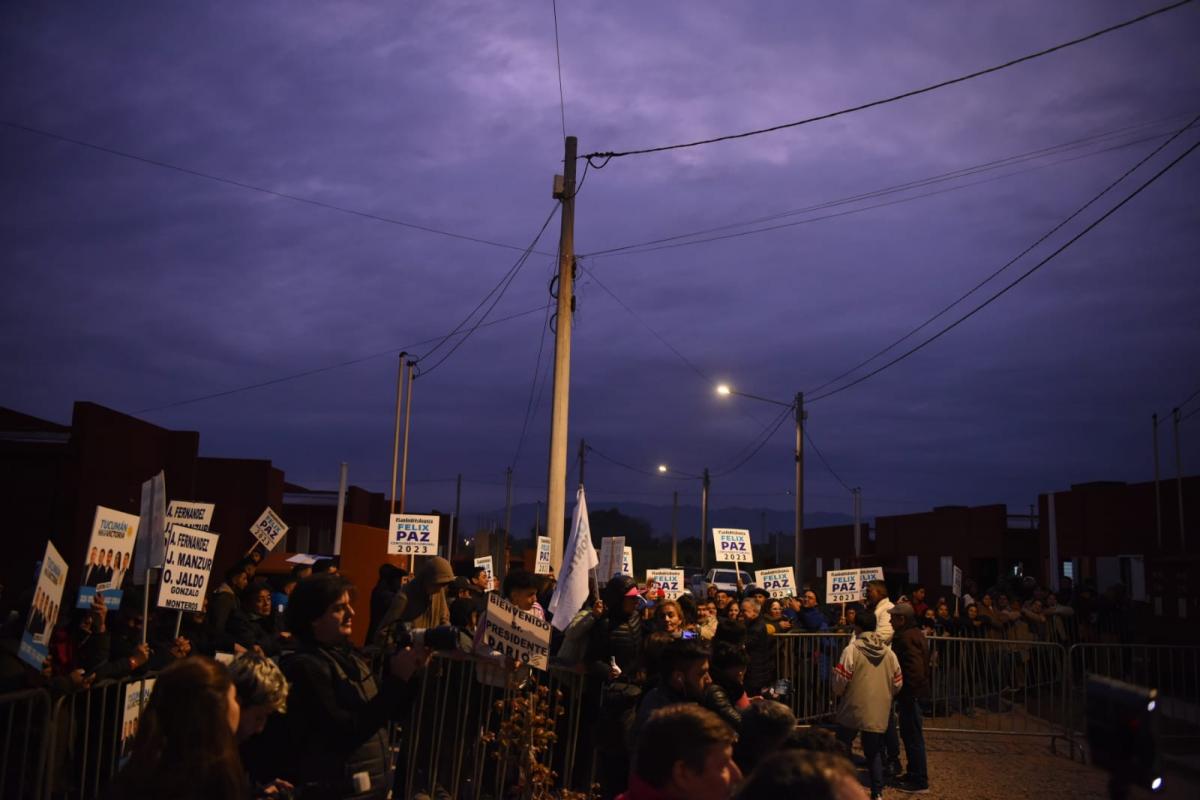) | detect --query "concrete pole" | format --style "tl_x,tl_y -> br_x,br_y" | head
502,467 -> 513,584
545,136 -> 577,574
1153,413 -> 1162,549
853,487 -> 862,560
700,468 -> 710,573
388,353 -> 407,515
794,392 -> 805,583
398,359 -> 415,514
1173,408 -> 1186,549
333,462 -> 348,556
671,490 -> 679,567
451,472 -> 462,561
